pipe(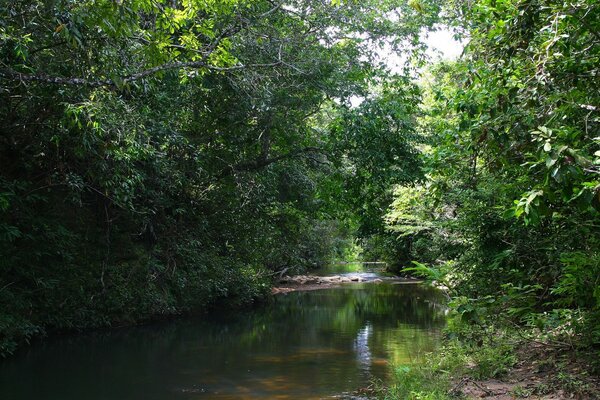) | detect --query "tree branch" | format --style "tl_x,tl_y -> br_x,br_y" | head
0,1 -> 290,88
0,61 -> 284,88
235,146 -> 325,172
216,146 -> 327,179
